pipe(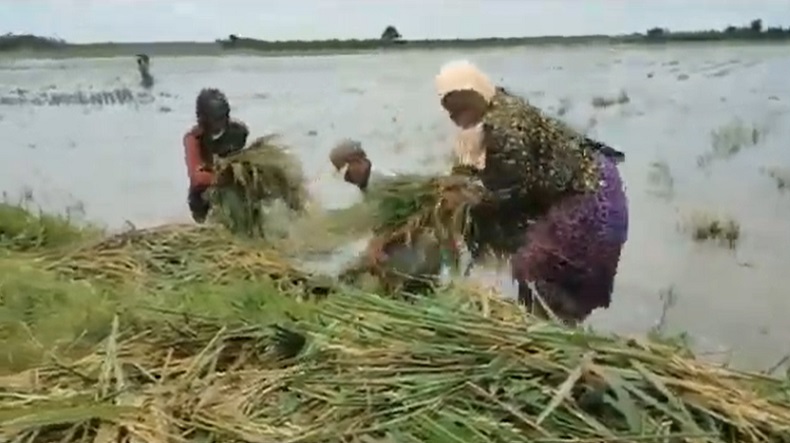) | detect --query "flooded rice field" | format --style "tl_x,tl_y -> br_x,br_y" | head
1,43 -> 789,371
